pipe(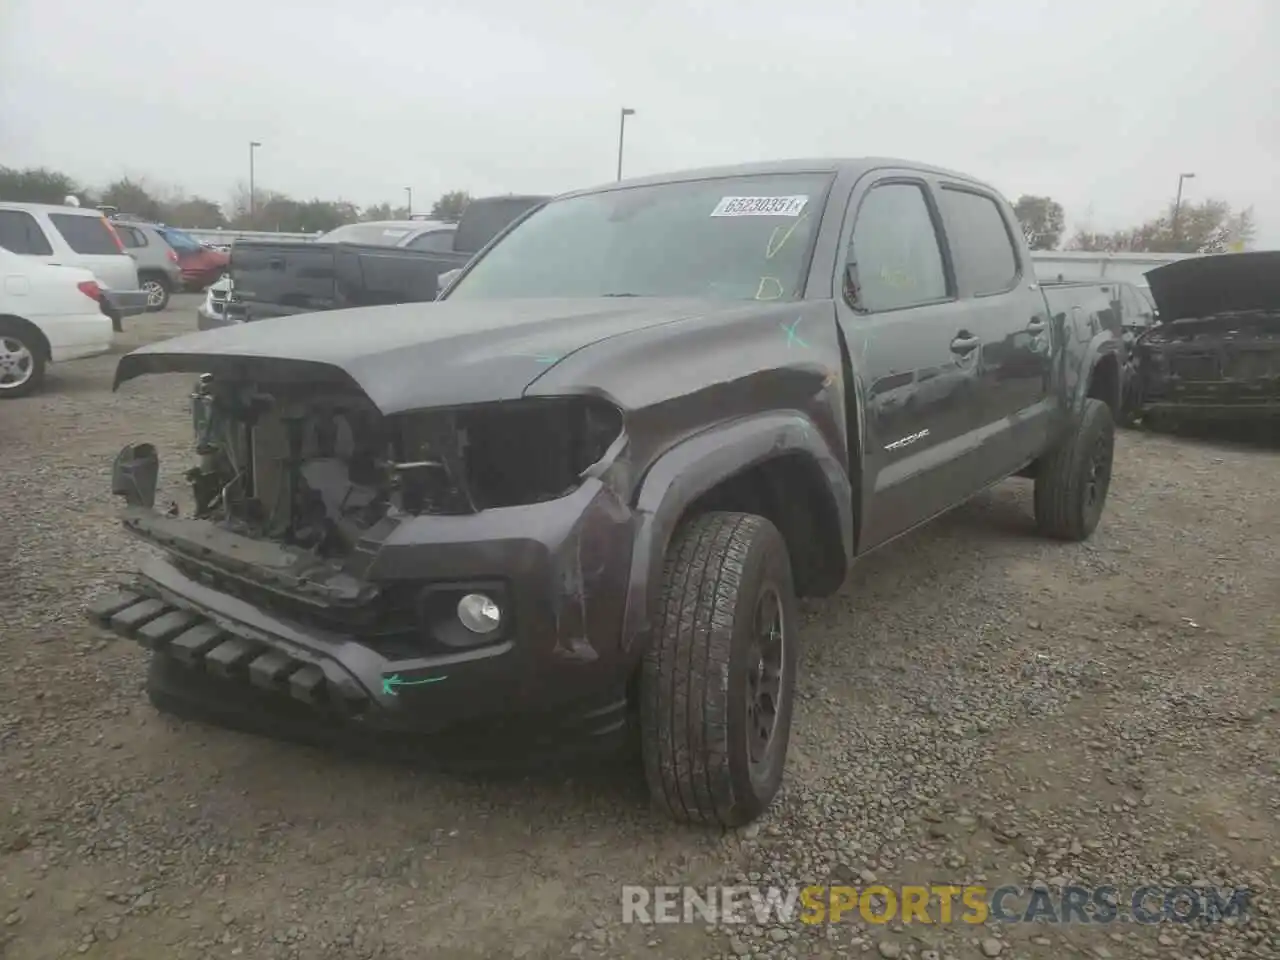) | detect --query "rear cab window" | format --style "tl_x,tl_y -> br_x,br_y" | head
48,213 -> 122,255
0,210 -> 55,255
937,187 -> 1020,296
847,182 -> 950,312
405,230 -> 457,252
